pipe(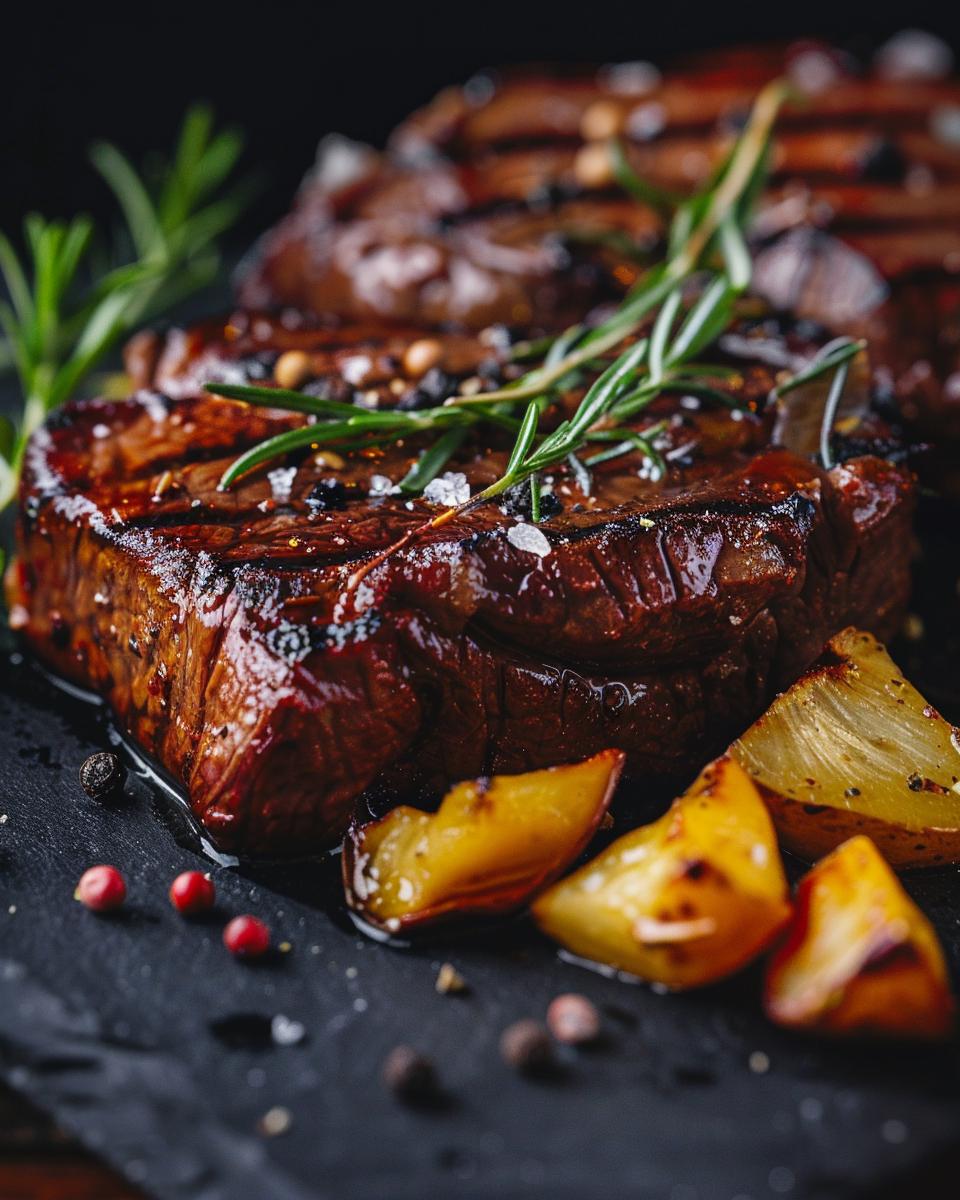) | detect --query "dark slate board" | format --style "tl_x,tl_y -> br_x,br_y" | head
2,430 -> 960,1197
